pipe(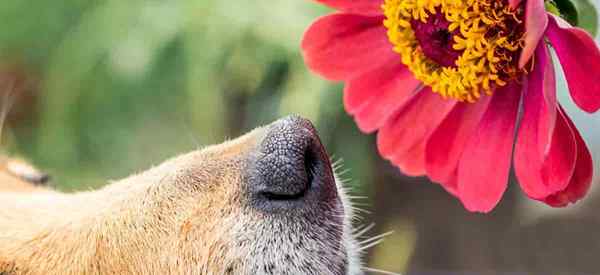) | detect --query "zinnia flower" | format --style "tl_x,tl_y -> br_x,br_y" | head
301,0 -> 600,212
